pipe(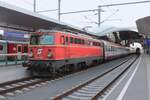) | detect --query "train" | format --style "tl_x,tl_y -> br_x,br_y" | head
0,31 -> 29,60
23,30 -> 137,76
